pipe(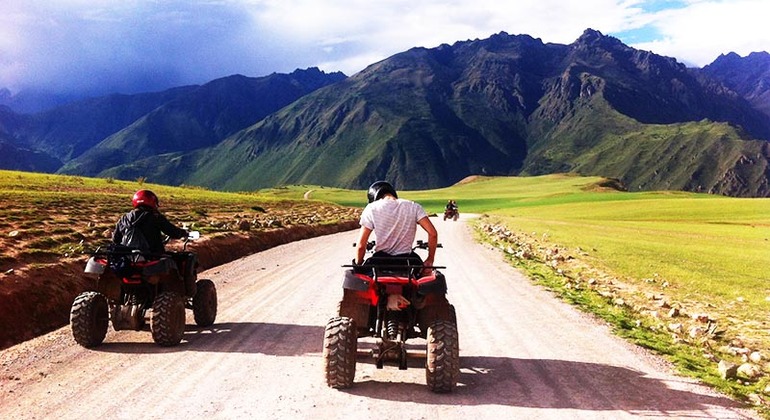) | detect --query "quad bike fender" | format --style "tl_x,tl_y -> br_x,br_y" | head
417,294 -> 454,329
415,271 -> 447,295
343,269 -> 370,291
338,288 -> 372,331
95,270 -> 122,301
